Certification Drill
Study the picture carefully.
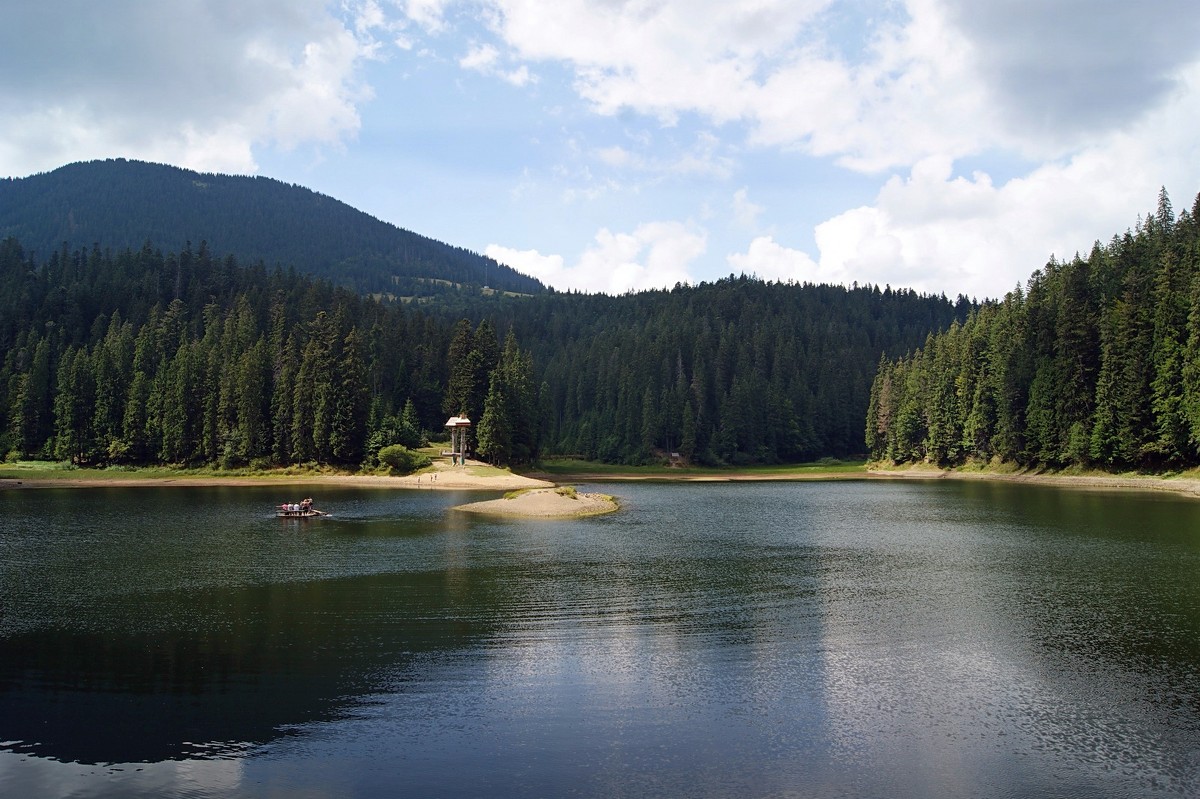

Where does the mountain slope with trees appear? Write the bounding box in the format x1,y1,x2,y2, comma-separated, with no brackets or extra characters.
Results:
0,237,469,468
0,159,544,298
866,189,1200,472
0,234,963,469
0,159,974,470
434,278,969,464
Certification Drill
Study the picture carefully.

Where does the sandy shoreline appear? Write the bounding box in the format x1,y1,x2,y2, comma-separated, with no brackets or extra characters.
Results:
4,460,1200,502
866,467,1200,499
0,460,552,492
453,488,619,518
533,466,1200,500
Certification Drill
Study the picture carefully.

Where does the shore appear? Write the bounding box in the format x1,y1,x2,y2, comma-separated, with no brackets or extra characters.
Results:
532,464,1200,501
5,459,1200,503
0,459,552,492
865,466,1200,499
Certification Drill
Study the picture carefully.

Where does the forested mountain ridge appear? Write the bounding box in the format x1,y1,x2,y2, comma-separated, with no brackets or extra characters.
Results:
867,189,1200,471
433,278,970,463
0,159,544,297
0,229,965,468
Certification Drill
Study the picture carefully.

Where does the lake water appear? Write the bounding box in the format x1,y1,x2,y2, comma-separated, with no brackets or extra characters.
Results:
1,479,1198,798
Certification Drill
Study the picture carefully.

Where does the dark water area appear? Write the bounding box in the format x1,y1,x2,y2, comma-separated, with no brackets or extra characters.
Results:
1,480,1198,798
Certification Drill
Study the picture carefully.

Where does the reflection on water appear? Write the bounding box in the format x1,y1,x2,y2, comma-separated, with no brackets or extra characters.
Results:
1,481,1198,798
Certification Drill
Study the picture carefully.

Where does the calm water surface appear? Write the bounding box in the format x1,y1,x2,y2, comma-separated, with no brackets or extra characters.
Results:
1,480,1198,798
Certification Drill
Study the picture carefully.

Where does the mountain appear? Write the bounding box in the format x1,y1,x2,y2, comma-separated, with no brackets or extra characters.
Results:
0,159,544,297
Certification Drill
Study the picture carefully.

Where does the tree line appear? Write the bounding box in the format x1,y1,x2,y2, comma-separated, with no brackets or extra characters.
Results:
0,237,543,468
866,189,1200,470
442,277,968,465
0,234,967,470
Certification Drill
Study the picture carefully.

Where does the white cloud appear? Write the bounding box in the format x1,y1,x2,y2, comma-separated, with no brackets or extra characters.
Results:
411,0,995,171
4,0,1195,310
0,0,376,177
402,0,452,33
732,188,764,231
417,1,1200,174
487,221,706,294
811,62,1200,299
728,236,819,283
460,43,500,71
485,245,566,284
590,131,733,180
459,42,534,86
942,0,1200,143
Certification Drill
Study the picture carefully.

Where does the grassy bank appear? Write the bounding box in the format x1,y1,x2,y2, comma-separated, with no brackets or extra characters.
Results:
868,460,1200,499
872,458,1200,482
530,458,868,480
0,459,362,483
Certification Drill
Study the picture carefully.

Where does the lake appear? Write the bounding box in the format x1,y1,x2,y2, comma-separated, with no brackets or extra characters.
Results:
1,479,1198,798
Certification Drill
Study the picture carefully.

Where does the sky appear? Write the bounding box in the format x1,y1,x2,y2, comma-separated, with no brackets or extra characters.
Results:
3,0,1200,300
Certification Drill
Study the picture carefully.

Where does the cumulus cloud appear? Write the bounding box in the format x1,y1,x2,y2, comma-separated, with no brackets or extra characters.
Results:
0,0,376,176
487,221,706,294
408,0,1200,173
397,0,993,171
807,62,1200,300
942,0,1200,145
728,236,819,283
451,0,1200,299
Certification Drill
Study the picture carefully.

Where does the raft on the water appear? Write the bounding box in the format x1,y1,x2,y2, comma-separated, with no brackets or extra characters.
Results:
276,499,325,518
276,508,325,518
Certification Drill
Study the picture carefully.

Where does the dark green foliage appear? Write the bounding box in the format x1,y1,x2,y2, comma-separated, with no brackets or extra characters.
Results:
0,159,544,298
476,329,538,466
0,222,964,469
455,277,963,465
0,236,454,468
377,444,431,474
868,189,1200,471
364,399,424,466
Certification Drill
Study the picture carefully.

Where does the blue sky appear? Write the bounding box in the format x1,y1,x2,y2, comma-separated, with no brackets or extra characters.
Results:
4,1,1200,299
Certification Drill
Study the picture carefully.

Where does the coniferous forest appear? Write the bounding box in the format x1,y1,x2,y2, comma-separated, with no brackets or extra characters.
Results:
867,189,1200,471
0,160,544,298
475,280,966,463
0,231,963,469
19,164,1200,476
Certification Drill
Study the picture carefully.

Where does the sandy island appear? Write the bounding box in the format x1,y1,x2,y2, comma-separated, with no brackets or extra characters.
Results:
453,487,618,518
0,459,619,519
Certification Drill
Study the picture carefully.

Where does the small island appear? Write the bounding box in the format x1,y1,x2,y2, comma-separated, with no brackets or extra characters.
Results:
453,486,618,518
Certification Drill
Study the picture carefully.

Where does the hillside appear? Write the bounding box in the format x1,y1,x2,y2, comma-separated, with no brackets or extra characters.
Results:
0,159,544,297
431,278,969,463
867,188,1200,471
0,232,964,468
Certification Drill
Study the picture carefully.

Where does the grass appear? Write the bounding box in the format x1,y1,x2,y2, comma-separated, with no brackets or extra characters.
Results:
533,458,868,478
0,459,355,482
467,464,513,478
502,488,531,500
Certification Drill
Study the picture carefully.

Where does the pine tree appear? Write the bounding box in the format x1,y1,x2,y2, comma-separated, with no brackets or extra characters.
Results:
12,334,53,457
476,371,511,464
329,328,369,464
